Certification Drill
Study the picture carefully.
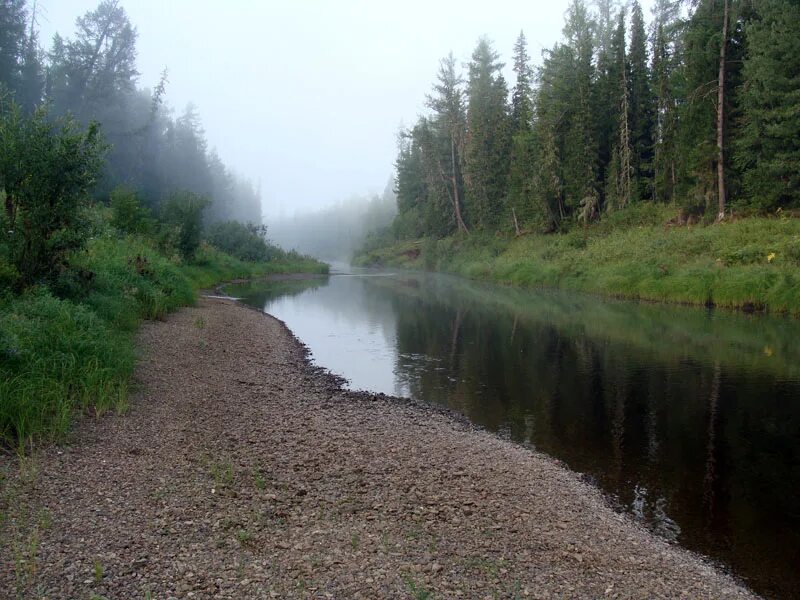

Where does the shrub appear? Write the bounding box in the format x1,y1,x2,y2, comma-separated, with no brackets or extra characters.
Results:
0,103,106,288
205,220,271,262
159,191,209,261
109,187,154,236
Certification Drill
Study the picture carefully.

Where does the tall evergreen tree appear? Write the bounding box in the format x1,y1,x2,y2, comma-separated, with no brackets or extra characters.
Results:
628,1,655,202
530,44,571,229
47,0,138,120
508,30,536,228
464,38,511,231
562,0,599,221
651,0,682,203
678,0,743,215
605,8,634,209
510,31,533,133
592,0,619,210
0,0,26,92
17,1,43,113
735,0,800,209
426,53,469,234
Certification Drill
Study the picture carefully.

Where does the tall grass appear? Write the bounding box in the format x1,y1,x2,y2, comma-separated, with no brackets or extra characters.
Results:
181,243,328,290
355,207,800,316
0,226,327,450
0,290,133,445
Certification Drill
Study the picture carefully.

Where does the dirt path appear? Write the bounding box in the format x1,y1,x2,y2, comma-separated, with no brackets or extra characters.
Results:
1,298,758,599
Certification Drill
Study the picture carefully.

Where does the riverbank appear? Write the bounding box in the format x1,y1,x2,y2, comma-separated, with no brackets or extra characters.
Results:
0,233,328,448
355,208,800,316
1,298,757,598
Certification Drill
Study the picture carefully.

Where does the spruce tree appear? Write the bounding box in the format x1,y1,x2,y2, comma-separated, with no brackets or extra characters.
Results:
651,0,682,203
591,0,619,210
426,53,469,234
678,0,743,215
464,38,511,231
510,31,533,133
628,1,655,202
0,0,27,92
17,3,43,113
735,0,800,209
561,0,599,220
508,31,536,228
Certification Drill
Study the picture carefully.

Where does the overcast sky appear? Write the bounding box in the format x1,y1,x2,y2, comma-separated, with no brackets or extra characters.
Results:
38,0,655,219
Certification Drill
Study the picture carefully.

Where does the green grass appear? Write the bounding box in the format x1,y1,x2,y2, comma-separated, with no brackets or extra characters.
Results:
355,206,800,316
182,243,328,290
0,218,328,450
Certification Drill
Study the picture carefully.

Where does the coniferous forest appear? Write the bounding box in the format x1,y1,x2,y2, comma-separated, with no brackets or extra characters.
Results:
386,0,799,239
0,0,262,225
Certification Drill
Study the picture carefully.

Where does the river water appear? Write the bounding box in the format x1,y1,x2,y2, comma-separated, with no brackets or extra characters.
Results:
226,269,800,599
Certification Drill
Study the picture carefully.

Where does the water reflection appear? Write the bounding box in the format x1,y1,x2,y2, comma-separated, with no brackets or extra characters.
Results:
227,272,800,599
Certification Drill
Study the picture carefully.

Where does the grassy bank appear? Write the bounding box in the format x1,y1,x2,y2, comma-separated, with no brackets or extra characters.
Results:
0,226,327,450
355,205,800,316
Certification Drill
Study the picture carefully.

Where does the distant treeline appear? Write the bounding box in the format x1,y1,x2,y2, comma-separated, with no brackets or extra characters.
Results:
389,0,799,240
270,184,396,261
0,0,261,224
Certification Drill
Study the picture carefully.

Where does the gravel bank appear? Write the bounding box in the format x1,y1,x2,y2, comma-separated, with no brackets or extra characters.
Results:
0,298,758,599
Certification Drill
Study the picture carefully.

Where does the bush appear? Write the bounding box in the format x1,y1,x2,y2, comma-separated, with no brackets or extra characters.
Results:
206,220,271,262
0,103,106,288
109,187,154,236
160,191,210,261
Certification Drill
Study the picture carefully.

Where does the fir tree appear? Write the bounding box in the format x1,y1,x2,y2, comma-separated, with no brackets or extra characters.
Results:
464,38,511,231
735,0,800,209
0,0,27,92
628,1,655,202
561,0,599,219
651,0,682,203
426,53,469,234
508,30,536,227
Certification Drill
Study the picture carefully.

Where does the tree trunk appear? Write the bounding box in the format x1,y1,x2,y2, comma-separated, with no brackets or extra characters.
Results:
451,135,468,234
5,193,14,227
716,0,729,222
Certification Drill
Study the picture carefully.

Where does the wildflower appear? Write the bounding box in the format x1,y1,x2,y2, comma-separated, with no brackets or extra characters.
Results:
767,252,776,263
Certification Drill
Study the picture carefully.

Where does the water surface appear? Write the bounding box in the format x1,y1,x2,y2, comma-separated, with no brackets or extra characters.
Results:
227,270,800,599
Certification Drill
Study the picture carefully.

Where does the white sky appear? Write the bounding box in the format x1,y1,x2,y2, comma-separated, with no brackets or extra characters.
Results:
37,0,655,219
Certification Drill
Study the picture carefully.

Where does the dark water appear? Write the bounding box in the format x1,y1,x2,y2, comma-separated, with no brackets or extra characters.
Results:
227,271,800,599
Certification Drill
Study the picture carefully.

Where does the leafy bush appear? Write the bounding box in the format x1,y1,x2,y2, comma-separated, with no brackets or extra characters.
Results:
109,187,154,236
206,220,271,262
0,103,106,288
160,191,210,261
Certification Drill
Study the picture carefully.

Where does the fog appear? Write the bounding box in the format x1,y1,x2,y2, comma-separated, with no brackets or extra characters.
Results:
269,183,397,262
38,0,654,226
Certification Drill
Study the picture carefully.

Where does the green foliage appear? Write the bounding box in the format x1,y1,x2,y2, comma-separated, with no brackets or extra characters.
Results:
464,37,511,231
109,187,154,236
0,204,327,448
357,206,800,316
387,0,800,250
159,191,209,262
0,103,106,288
0,289,134,446
735,0,800,210
181,243,327,290
206,220,271,262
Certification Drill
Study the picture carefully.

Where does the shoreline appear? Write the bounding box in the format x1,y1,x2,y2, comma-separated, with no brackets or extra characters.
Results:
0,298,758,598
353,215,800,318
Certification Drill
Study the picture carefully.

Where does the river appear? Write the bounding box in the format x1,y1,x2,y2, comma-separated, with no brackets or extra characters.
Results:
226,268,800,599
